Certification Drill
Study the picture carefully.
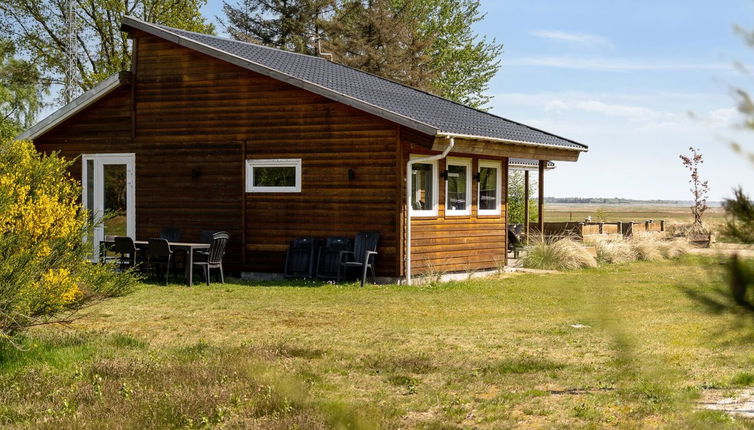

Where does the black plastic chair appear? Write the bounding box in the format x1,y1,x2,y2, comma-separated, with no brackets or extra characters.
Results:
193,232,229,285
507,225,524,258
195,231,216,259
284,237,317,278
316,237,352,280
200,230,215,244
147,238,173,285
338,231,380,286
113,236,137,272
160,227,182,243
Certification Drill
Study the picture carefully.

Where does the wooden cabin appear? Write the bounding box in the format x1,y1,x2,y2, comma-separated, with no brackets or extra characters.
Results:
20,16,588,283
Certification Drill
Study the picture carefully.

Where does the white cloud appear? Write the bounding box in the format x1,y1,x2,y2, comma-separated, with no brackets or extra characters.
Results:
544,99,676,122
505,57,738,72
706,107,742,128
531,30,613,48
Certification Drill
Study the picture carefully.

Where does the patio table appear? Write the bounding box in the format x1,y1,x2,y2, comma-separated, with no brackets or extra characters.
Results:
100,239,210,286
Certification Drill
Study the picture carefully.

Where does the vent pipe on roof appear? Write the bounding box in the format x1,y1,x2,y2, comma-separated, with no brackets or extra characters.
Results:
317,39,333,61
405,136,455,285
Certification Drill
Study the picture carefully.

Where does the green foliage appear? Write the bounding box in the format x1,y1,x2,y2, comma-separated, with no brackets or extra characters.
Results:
222,0,502,108
0,139,137,343
0,39,41,140
507,170,537,224
0,0,215,100
222,0,332,55
723,187,754,244
415,0,502,108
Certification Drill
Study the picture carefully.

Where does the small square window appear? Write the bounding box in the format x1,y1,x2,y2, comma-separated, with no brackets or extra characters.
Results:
246,159,301,192
478,160,502,215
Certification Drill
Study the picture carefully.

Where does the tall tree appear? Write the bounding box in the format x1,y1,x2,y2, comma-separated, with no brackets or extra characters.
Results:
416,0,502,108
678,147,709,227
0,39,42,140
0,0,214,101
324,0,435,90
222,0,333,55
221,0,502,109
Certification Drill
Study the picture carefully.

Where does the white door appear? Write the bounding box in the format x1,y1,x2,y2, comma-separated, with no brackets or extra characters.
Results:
82,154,135,261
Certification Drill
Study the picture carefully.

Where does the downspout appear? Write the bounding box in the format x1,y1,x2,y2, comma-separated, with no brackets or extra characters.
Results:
405,136,455,285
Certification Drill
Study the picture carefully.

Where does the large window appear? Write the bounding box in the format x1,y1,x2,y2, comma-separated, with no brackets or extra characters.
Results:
478,160,502,215
445,158,471,216
410,159,437,217
246,159,301,192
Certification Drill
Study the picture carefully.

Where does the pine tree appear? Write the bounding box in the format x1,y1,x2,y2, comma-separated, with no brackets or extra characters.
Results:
221,0,502,109
222,0,334,55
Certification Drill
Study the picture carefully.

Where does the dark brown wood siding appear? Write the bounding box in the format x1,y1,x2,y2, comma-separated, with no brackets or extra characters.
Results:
135,34,400,275
400,128,508,276
33,32,516,279
34,86,134,181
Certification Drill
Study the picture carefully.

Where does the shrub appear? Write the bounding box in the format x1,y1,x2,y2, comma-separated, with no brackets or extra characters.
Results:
595,239,636,264
523,237,597,271
0,139,137,343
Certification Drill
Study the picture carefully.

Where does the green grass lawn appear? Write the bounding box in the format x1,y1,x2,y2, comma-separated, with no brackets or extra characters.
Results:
2,256,754,429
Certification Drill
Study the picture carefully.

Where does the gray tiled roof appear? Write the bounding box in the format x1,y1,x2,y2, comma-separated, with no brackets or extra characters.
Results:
137,19,587,151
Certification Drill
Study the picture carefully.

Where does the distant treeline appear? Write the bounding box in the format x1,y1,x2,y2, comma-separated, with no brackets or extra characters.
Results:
544,197,721,206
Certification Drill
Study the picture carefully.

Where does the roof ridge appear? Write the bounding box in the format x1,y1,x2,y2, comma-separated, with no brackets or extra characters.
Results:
154,23,331,62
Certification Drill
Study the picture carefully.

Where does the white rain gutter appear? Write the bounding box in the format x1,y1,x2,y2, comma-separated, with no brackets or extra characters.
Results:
405,136,455,285
438,131,589,152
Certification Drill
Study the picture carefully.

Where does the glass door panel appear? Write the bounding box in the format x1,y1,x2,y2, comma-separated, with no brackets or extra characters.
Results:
82,154,135,261
103,164,128,238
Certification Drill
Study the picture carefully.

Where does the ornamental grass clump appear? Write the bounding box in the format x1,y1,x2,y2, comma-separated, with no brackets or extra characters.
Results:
595,239,637,264
0,139,137,344
523,237,597,271
656,238,690,259
629,233,663,261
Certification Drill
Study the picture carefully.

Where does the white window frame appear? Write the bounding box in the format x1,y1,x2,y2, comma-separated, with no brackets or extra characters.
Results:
445,157,472,217
478,160,502,216
82,153,136,262
409,156,438,217
246,158,302,193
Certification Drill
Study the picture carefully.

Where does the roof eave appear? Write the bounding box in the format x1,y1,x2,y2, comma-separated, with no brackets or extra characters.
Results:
121,16,440,137
436,131,588,153
17,71,131,141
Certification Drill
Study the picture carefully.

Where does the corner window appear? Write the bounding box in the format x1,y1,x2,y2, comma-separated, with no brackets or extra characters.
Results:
445,158,471,216
410,158,437,217
246,159,301,193
478,160,501,215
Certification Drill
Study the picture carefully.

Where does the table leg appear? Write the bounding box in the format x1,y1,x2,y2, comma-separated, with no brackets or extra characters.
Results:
186,247,193,286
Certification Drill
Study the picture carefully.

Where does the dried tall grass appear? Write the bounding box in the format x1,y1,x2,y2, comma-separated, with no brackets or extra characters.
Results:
523,237,598,271
656,238,691,258
595,239,637,264
629,233,689,261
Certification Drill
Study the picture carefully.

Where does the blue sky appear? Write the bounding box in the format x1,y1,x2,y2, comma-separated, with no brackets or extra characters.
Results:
206,1,754,199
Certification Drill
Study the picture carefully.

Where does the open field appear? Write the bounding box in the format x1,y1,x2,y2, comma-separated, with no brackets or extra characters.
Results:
544,203,726,224
2,256,754,429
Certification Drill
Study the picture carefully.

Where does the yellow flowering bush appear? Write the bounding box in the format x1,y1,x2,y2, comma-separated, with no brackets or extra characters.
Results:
0,139,136,341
